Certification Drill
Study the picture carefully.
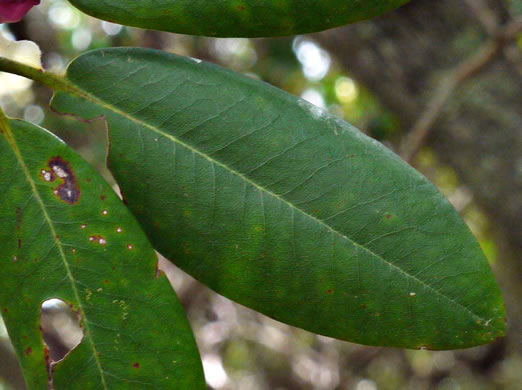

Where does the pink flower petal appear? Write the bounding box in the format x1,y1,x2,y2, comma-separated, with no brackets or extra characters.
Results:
0,0,40,23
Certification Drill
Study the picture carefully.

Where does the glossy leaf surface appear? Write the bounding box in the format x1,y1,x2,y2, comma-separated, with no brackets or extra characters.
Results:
51,48,506,350
67,0,410,37
0,118,205,389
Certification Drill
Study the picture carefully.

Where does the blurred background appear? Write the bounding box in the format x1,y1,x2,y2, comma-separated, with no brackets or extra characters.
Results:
0,0,520,389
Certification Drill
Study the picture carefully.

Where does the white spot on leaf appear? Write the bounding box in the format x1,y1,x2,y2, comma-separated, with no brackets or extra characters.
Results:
52,165,68,178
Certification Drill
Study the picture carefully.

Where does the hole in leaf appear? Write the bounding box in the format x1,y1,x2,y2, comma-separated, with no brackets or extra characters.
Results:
40,299,83,362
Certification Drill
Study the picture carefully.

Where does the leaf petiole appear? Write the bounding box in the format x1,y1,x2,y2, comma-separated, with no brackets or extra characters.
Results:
0,56,76,94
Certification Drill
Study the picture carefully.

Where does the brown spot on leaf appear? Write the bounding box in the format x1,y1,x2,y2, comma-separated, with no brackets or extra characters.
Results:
3,308,7,313
47,157,80,204
237,5,245,10
133,362,140,369
16,208,23,249
25,347,32,356
100,194,107,201
44,346,54,389
327,289,334,294
386,214,392,219
104,280,110,284
16,207,22,228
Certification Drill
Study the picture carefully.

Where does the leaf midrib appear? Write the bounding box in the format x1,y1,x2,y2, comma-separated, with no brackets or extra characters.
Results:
2,121,109,389
59,73,493,330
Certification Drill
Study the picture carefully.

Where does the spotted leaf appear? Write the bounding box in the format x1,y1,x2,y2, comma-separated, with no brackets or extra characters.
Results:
0,118,205,389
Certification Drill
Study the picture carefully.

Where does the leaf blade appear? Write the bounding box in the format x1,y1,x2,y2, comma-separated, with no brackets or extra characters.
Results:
51,48,506,349
67,0,410,37
0,118,205,389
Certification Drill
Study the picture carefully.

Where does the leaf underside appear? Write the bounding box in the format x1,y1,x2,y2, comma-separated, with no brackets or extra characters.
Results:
51,48,506,350
67,0,411,37
0,119,205,389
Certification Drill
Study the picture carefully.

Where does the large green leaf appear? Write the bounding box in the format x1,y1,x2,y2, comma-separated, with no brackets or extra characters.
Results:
67,0,410,37
51,48,505,350
0,118,205,389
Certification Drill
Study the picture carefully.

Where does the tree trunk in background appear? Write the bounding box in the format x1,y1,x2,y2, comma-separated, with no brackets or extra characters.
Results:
313,0,521,351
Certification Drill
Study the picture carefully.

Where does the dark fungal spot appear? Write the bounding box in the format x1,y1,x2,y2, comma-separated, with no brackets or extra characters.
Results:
16,207,22,228
25,347,32,356
133,362,140,369
47,157,80,204
16,208,22,248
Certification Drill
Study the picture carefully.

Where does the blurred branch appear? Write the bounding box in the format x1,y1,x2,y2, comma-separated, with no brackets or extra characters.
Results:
400,18,522,163
464,0,501,34
0,338,27,390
